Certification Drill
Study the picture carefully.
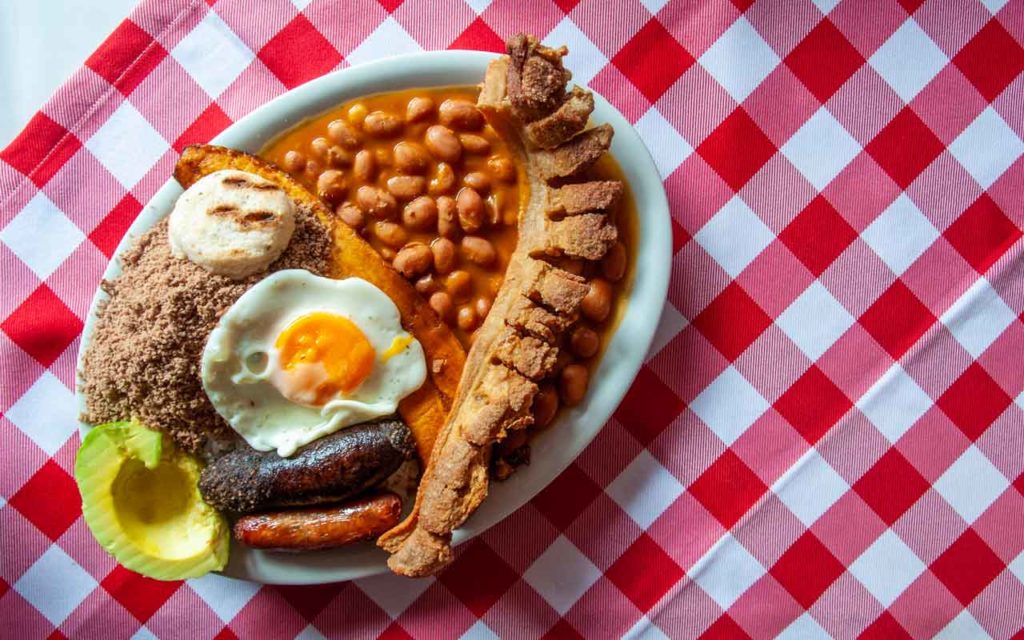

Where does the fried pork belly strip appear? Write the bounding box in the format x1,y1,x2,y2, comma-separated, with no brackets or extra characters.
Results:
174,146,465,463
380,34,621,576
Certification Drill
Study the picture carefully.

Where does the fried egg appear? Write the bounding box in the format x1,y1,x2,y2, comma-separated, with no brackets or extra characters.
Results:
201,270,426,456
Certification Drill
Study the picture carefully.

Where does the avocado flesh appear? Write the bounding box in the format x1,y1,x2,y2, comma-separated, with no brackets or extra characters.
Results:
75,421,229,581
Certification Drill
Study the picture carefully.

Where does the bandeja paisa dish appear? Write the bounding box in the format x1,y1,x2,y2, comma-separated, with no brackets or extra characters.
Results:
74,34,669,583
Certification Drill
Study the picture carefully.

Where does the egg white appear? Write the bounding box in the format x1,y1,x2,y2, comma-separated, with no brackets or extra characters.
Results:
201,269,426,457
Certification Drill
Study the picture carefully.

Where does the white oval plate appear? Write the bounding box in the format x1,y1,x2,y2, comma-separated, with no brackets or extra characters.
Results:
77,51,671,584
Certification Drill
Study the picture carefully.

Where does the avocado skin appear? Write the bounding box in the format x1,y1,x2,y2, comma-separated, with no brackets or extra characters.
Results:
198,419,414,513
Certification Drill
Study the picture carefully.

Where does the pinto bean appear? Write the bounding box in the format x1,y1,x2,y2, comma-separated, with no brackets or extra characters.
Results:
282,150,306,173
532,384,560,428
560,364,589,406
347,103,368,126
581,279,612,322
438,99,484,131
303,160,321,180
328,119,361,149
353,150,376,182
425,125,462,163
431,237,456,275
459,134,491,155
437,195,459,238
327,145,354,167
401,196,437,231
463,172,491,192
429,291,453,320
415,273,437,295
337,202,365,229
446,270,471,301
569,326,600,358
456,187,484,232
429,162,456,196
487,155,516,182
316,170,346,204
374,221,407,249
461,236,496,266
393,242,433,279
393,141,431,175
356,186,397,219
310,136,331,159
386,175,426,201
475,296,492,319
602,242,627,282
406,96,435,123
456,305,478,331
363,111,403,137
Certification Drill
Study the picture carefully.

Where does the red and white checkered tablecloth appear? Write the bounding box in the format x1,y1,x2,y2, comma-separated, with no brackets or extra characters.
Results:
2,0,1023,637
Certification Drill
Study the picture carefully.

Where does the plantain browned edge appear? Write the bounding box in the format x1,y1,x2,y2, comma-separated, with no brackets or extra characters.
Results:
174,144,465,464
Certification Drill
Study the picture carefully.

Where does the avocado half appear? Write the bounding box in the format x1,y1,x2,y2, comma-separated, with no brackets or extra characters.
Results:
74,421,229,580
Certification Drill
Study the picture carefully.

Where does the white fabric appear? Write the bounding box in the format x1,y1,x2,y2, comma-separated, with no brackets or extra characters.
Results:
0,0,139,148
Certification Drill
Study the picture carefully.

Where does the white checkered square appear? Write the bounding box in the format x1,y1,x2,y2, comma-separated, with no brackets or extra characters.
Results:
461,620,500,640
934,445,1010,524
781,107,861,191
171,10,254,99
543,18,609,87
5,371,78,455
980,0,1009,12
355,571,434,618
695,195,775,278
186,572,260,622
624,617,671,640
698,17,780,103
949,106,1024,189
85,101,169,189
688,533,764,609
690,366,770,446
14,545,97,625
856,363,933,443
861,194,939,276
635,107,692,178
935,611,990,640
778,613,830,640
606,450,685,529
812,0,841,14
0,192,85,280
464,0,493,14
646,302,687,362
776,281,855,361
849,529,926,607
130,627,159,640
523,535,602,615
639,0,672,15
940,277,1017,359
1010,551,1024,582
773,450,849,526
868,18,948,103
346,17,423,66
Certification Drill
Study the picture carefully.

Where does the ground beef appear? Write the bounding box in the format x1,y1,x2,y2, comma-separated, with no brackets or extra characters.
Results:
80,203,332,461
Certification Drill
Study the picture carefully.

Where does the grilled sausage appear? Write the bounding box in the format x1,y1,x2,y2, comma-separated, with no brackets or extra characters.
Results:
233,493,402,551
199,420,414,513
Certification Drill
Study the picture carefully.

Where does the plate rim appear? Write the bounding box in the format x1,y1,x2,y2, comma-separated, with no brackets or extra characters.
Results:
76,49,672,584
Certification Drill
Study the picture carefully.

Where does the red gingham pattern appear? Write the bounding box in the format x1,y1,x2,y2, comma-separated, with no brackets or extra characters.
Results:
2,0,1023,637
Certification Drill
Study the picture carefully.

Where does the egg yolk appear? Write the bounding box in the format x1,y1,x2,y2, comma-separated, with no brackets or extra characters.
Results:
275,312,375,404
